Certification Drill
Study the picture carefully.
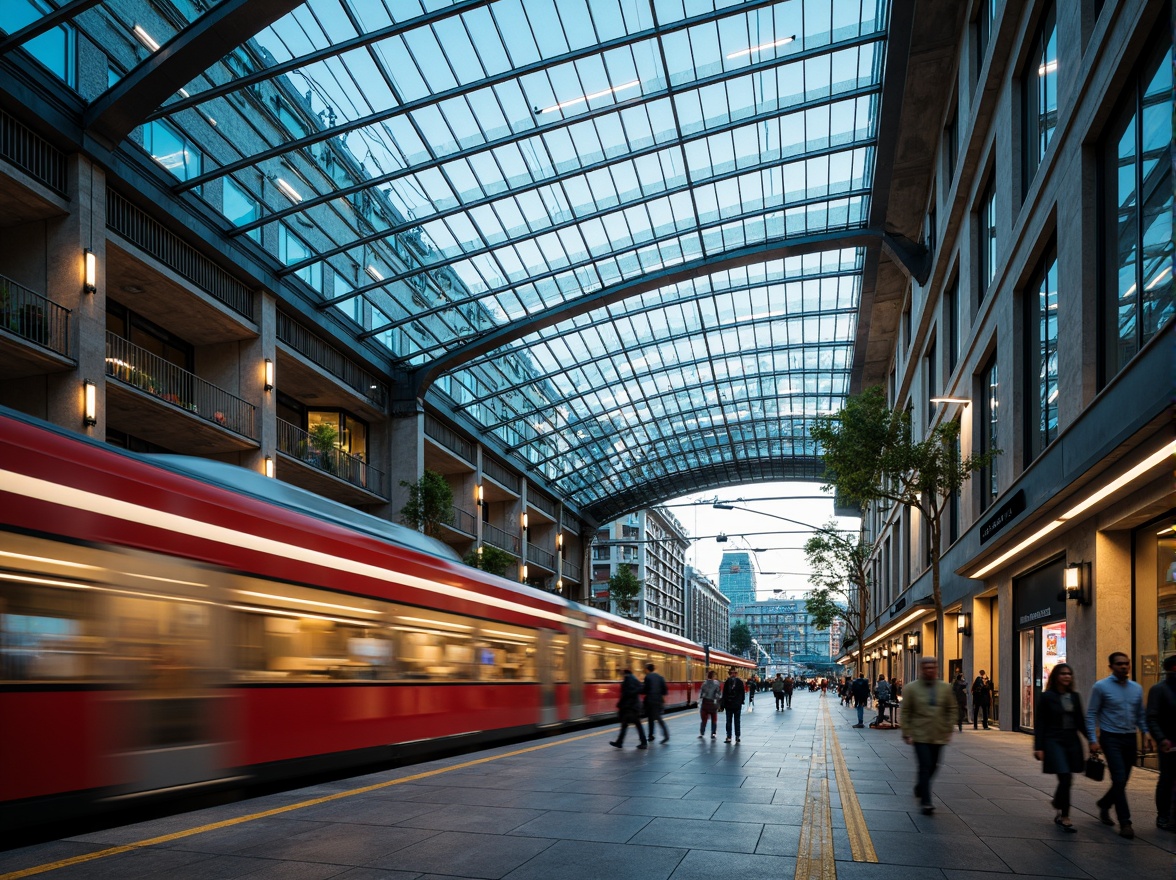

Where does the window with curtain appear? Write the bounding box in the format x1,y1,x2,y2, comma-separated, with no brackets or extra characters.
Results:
1024,245,1059,463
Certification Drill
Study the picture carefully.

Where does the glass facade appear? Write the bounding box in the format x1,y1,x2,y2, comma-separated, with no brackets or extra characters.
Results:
1025,247,1058,462
1022,3,1057,191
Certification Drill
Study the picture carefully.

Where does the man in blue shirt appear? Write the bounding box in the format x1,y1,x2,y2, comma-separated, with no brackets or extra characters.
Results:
1086,652,1152,839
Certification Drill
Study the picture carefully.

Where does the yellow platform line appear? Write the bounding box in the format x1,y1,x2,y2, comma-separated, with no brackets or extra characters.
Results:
1,727,614,880
794,707,835,880
826,704,879,863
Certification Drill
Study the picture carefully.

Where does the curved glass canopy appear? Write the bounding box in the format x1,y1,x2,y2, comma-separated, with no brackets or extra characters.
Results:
6,0,892,522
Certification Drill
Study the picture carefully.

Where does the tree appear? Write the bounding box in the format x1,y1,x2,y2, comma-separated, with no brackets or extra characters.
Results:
729,620,753,656
462,545,515,578
802,521,872,676
608,564,642,618
399,470,455,539
811,386,999,665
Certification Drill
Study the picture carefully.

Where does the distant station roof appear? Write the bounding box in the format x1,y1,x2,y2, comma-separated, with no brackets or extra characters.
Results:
4,0,930,522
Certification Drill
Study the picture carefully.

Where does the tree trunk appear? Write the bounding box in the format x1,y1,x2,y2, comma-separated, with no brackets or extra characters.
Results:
930,515,944,671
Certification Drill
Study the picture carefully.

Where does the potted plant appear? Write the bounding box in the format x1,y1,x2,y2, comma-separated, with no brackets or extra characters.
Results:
307,422,339,473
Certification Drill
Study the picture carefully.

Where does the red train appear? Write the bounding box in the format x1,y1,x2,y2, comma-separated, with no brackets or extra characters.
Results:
0,409,751,829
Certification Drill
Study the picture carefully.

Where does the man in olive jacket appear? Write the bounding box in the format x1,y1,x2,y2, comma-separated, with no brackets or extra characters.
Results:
902,656,958,815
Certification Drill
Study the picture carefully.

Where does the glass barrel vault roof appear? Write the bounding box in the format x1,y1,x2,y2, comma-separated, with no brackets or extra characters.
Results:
7,0,891,522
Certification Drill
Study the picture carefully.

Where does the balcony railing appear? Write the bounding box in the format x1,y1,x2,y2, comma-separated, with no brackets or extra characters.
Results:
0,275,70,358
528,492,556,518
526,544,555,570
424,414,474,462
450,505,476,537
105,332,256,439
276,418,386,497
482,456,520,494
107,190,255,320
0,108,66,195
483,522,520,555
276,311,387,408
563,559,582,583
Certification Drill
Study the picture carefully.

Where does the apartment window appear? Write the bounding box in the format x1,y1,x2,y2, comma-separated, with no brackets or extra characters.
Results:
902,303,911,351
974,0,997,83
925,339,937,426
1100,42,1172,383
333,273,362,324
1024,245,1059,462
278,223,322,293
945,276,960,372
0,0,76,87
978,175,998,302
944,104,958,183
979,353,999,507
948,421,961,544
223,179,260,242
1022,3,1058,192
143,120,203,185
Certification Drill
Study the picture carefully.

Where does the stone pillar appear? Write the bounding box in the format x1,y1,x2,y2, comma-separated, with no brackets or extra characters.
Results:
387,403,424,522
244,290,276,474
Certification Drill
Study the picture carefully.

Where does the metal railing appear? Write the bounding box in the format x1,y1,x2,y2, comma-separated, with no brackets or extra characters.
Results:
0,274,70,357
526,544,555,570
563,559,582,582
107,189,255,320
0,108,66,194
483,522,520,555
424,414,473,462
561,510,580,532
482,456,520,493
276,311,387,408
105,332,256,439
528,491,556,517
276,418,386,497
450,505,476,536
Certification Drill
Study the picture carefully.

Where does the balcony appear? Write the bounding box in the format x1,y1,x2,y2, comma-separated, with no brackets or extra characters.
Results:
483,521,520,556
105,332,257,453
424,413,475,475
526,544,556,572
446,505,477,538
276,418,387,504
562,559,582,583
0,275,72,377
276,312,386,418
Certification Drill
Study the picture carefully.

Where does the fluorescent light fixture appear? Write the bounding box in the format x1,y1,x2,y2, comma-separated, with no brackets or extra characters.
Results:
475,484,484,506
1059,441,1174,521
236,589,380,614
522,512,529,531
522,565,528,579
1038,59,1057,76
930,397,970,405
132,24,160,52
727,35,796,60
264,358,274,391
366,265,384,281
537,80,640,114
264,456,274,478
274,177,303,203
83,249,97,292
83,381,97,426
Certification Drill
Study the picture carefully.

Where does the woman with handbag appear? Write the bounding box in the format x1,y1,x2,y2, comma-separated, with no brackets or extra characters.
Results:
1033,664,1090,832
698,669,721,738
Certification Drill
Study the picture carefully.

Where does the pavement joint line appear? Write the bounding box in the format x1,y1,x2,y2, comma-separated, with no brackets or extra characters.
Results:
0,726,615,880
825,702,878,863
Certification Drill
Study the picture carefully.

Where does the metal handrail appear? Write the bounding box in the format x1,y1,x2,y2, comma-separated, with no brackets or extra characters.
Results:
483,521,520,555
105,332,256,439
528,492,556,517
526,544,556,570
0,108,66,194
276,418,386,497
563,559,582,582
450,505,476,536
482,456,520,493
276,311,387,407
0,274,70,357
424,414,474,462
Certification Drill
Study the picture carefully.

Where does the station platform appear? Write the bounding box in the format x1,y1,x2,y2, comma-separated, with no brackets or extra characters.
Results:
1,692,1170,880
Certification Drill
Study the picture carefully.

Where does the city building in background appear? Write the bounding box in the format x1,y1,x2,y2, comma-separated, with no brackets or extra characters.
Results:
717,550,757,607
734,598,837,678
685,565,730,657
590,508,688,635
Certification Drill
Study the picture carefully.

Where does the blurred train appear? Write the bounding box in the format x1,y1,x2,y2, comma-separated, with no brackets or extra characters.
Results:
0,409,752,829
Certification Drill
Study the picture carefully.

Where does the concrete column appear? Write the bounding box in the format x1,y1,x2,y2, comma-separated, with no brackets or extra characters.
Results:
250,291,277,473
387,404,424,523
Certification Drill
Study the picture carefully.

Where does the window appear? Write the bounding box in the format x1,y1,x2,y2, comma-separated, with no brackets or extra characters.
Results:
333,272,362,324
278,223,322,292
925,339,937,426
945,276,960,372
1022,3,1058,192
1025,245,1059,462
978,175,998,301
142,120,202,184
974,0,997,83
0,0,75,88
944,103,958,183
1100,42,1172,383
223,179,260,242
979,353,999,507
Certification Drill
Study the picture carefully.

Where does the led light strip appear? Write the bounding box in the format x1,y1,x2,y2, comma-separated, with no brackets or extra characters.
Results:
0,471,568,626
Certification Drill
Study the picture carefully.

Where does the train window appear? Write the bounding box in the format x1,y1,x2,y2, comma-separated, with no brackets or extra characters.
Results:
474,622,537,681
0,585,98,681
585,639,626,680
391,609,476,680
550,636,569,683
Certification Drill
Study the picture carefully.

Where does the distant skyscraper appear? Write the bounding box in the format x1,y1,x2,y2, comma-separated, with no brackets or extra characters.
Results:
717,550,757,607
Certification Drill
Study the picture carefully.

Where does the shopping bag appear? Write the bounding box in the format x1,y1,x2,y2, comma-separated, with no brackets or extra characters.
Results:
1084,755,1105,782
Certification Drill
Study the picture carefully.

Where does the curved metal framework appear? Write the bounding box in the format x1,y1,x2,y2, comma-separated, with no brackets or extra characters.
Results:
5,0,911,522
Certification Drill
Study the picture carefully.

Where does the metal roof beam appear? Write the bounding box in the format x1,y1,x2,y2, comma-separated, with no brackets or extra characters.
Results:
0,0,102,54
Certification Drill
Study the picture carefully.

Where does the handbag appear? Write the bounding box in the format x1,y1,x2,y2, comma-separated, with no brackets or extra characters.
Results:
1084,754,1105,782
701,698,717,712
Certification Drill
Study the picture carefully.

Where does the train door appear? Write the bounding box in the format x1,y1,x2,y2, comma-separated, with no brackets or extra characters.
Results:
537,629,557,726
566,620,585,719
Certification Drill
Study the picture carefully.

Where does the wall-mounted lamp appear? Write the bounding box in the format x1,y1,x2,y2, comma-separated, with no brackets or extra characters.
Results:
264,456,274,478
522,565,528,580
83,249,97,293
556,533,563,550
905,632,921,652
263,358,274,391
555,579,563,593
930,397,971,406
1063,562,1091,606
881,647,889,658
956,612,971,636
82,380,97,426
475,485,484,507
522,512,529,532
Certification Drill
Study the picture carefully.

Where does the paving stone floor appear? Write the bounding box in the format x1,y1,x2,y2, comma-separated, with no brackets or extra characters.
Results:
1,692,1171,879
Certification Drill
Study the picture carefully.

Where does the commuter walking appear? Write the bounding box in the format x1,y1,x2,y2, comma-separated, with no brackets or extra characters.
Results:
610,668,648,750
971,670,993,728
698,669,721,738
782,674,794,709
1086,652,1151,838
952,673,968,732
902,657,956,815
721,667,745,743
746,675,756,710
873,675,892,726
850,671,871,727
643,662,669,744
1033,664,1090,833
772,672,786,710
1145,654,1176,831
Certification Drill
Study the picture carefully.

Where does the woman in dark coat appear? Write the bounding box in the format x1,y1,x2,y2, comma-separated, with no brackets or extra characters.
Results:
1033,663,1089,831
952,673,968,732
610,668,648,750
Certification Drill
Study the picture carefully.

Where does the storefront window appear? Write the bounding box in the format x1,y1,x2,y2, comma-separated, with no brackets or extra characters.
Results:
1013,558,1067,731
